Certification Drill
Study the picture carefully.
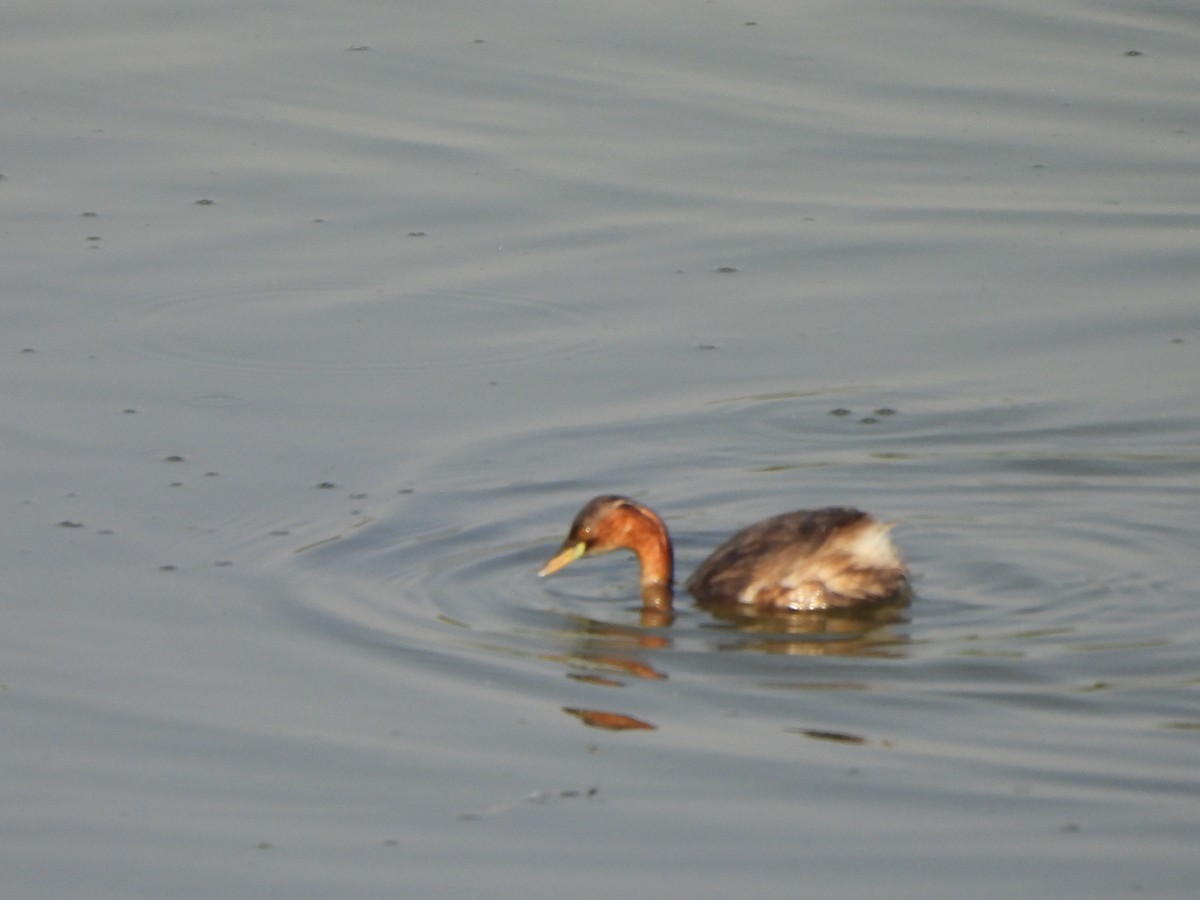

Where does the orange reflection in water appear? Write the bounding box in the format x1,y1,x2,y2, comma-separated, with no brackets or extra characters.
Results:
564,707,657,731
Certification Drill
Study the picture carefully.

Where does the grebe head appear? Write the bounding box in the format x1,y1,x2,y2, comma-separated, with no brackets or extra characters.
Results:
538,495,673,589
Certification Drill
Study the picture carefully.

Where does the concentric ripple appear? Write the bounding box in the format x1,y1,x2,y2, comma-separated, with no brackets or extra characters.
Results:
274,389,1200,709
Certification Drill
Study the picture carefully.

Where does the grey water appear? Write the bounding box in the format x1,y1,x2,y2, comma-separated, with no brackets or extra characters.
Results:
5,1,1199,896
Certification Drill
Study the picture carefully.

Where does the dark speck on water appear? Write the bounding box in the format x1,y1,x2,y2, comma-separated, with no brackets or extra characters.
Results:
790,729,868,745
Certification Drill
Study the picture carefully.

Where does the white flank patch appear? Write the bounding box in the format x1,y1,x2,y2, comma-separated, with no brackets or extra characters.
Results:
849,523,901,568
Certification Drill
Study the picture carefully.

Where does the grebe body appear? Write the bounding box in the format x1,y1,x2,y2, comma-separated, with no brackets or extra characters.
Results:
539,495,908,612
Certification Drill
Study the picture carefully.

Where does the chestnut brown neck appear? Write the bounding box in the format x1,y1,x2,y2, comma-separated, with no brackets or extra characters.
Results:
622,504,674,596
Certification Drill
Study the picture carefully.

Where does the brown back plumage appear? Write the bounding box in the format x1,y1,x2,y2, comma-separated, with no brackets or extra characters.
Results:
685,507,908,610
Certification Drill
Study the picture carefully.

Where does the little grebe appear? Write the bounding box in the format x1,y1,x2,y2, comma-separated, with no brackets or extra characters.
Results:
539,495,908,612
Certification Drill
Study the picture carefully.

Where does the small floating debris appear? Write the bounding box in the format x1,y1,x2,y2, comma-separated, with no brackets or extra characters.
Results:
558,787,599,799
458,786,598,821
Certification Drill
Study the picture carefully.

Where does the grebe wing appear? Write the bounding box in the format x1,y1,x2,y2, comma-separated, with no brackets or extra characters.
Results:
686,508,906,609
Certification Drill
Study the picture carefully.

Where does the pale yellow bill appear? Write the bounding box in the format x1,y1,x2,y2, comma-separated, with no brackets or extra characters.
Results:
538,541,586,577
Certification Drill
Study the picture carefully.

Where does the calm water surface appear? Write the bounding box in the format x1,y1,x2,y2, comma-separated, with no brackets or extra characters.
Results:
5,1,1199,897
